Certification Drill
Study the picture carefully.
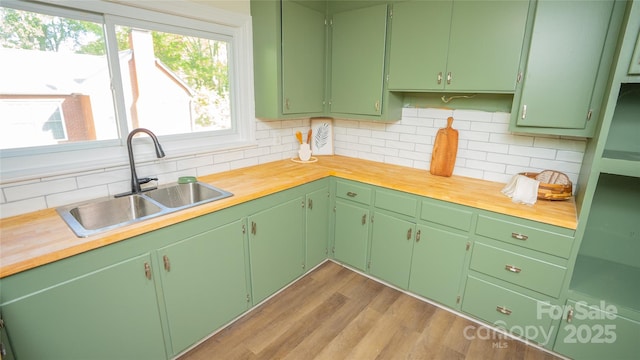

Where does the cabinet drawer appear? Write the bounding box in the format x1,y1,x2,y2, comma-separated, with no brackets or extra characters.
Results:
421,199,473,232
470,242,566,297
475,215,574,258
336,180,372,205
462,275,554,346
375,189,417,217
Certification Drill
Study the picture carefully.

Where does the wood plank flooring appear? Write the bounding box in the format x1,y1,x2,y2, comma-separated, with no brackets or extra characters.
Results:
179,261,561,360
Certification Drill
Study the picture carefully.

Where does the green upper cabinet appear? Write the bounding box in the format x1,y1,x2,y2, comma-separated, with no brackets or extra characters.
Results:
251,0,326,119
511,0,622,136
329,3,402,120
157,219,249,356
387,0,529,93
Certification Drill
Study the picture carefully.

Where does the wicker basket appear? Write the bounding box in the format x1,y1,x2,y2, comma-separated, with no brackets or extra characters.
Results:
519,171,573,200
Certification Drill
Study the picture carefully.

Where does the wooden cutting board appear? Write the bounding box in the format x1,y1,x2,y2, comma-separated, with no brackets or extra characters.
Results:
430,116,458,177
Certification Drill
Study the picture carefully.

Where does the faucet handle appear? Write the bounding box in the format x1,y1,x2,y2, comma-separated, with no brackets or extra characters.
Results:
138,177,158,185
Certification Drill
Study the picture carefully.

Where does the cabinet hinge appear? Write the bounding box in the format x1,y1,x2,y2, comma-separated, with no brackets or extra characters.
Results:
367,261,371,270
456,295,461,304
389,8,393,18
242,224,246,234
333,206,336,213
331,246,335,254
246,294,251,303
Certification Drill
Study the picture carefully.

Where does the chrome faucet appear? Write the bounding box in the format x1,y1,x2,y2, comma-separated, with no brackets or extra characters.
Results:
124,128,165,195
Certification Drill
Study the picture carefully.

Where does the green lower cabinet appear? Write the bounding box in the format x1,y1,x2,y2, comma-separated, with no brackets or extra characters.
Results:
1,253,167,360
368,211,415,288
462,276,555,347
248,196,305,304
553,300,640,360
157,219,249,356
305,187,330,269
333,199,370,271
409,224,470,309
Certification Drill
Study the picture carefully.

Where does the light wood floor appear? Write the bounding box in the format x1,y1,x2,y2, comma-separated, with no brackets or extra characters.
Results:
180,261,561,360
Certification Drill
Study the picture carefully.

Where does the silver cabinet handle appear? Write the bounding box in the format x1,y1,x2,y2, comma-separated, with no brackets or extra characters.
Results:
416,229,422,243
144,262,152,280
496,306,512,315
447,72,452,85
505,264,522,273
406,228,412,240
163,255,171,272
346,191,357,197
521,105,527,119
374,100,380,112
437,72,443,84
511,232,528,241
361,214,367,225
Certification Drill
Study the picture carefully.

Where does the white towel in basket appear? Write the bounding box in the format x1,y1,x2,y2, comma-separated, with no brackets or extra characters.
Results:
501,174,540,205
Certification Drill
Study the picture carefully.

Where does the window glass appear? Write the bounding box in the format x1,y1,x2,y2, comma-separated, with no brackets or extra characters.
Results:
115,25,231,136
0,7,118,150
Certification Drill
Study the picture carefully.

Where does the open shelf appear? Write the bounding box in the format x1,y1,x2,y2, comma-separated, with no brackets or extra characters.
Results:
571,173,639,312
570,255,640,313
602,83,640,177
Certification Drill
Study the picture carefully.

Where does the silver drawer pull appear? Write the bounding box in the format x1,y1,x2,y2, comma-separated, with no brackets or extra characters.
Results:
346,191,358,197
505,264,522,273
496,306,512,315
511,232,528,241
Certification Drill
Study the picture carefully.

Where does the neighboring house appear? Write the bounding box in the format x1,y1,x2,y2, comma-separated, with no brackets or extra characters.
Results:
0,29,195,149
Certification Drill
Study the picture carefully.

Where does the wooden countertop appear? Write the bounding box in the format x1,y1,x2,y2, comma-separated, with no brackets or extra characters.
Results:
0,156,577,278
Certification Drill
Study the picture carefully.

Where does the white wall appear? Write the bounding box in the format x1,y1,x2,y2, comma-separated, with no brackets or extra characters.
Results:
0,108,586,218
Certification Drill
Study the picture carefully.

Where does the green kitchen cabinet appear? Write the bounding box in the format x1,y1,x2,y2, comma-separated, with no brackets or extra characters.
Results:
333,199,370,271
0,253,167,360
409,224,470,309
368,211,416,288
368,187,418,288
251,0,326,119
511,0,624,136
305,186,330,270
553,300,640,359
248,196,305,303
387,0,529,92
332,179,373,271
157,219,249,356
329,3,402,120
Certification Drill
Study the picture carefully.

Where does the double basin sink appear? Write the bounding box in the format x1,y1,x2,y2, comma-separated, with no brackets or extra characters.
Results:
57,182,233,237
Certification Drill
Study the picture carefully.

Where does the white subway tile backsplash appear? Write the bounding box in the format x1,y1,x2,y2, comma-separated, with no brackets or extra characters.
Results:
4,178,77,202
0,108,587,218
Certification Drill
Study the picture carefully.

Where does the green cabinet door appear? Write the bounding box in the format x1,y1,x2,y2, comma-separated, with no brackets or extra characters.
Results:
333,199,370,271
251,0,325,119
387,0,528,92
330,4,388,116
553,300,640,359
306,186,330,269
515,0,615,129
282,0,326,114
248,196,305,303
157,219,249,356
369,211,415,289
409,224,470,309
1,253,166,360
446,0,529,92
387,1,452,91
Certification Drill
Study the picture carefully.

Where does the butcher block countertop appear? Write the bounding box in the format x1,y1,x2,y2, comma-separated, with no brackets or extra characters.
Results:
0,156,577,278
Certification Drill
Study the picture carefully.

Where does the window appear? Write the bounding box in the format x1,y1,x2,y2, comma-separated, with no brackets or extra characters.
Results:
0,0,253,180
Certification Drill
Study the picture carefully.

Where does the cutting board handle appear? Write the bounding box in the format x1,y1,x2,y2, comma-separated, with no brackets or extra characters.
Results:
446,116,454,128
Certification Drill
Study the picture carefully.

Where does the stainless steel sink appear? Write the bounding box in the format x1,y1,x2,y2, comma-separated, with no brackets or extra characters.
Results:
144,182,232,209
57,181,233,237
57,194,164,237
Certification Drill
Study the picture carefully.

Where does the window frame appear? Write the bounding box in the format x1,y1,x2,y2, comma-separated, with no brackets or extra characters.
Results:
0,0,255,182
